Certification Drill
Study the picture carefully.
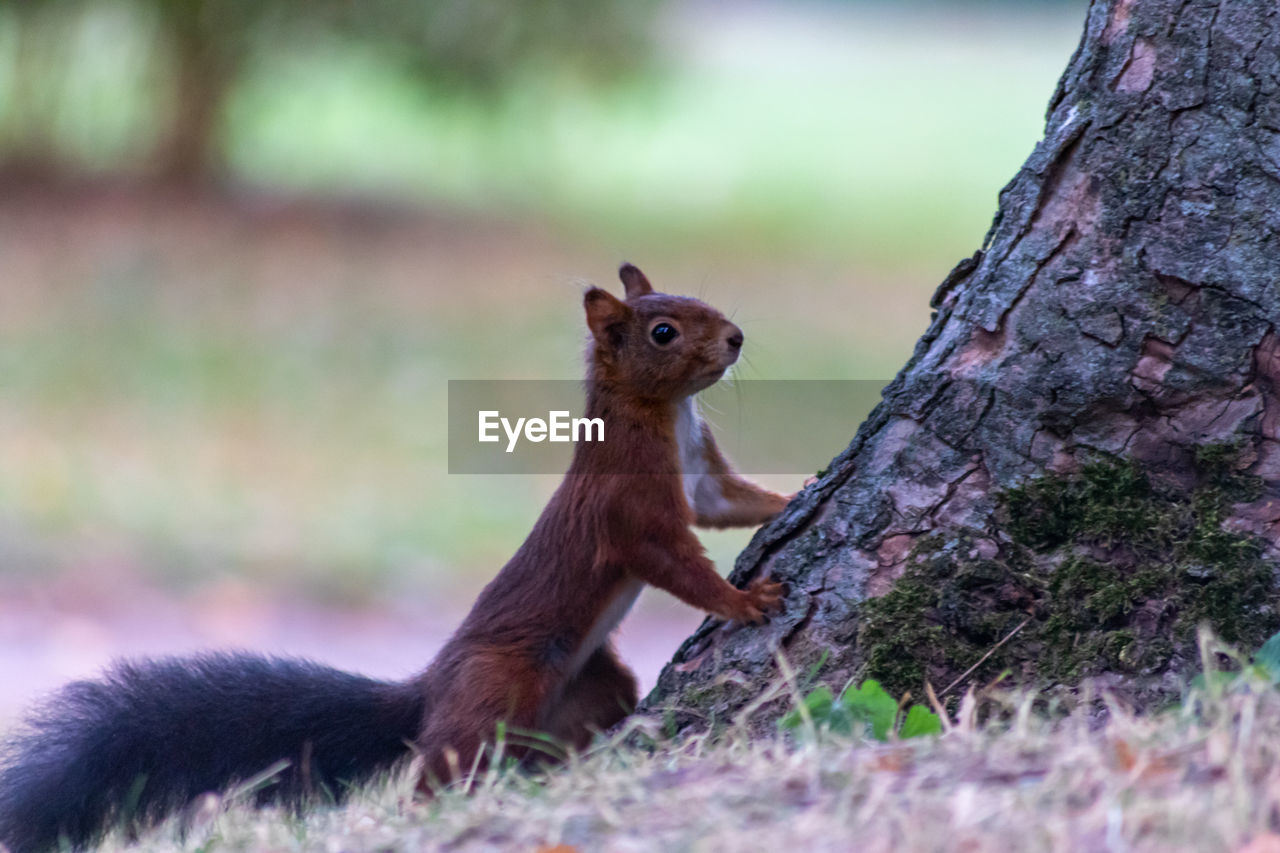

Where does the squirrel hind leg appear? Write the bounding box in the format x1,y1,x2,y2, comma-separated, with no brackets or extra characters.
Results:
413,652,560,795
541,645,637,752
413,647,637,795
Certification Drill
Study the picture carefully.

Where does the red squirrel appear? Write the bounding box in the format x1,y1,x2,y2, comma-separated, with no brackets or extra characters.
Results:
0,264,789,853
412,263,788,785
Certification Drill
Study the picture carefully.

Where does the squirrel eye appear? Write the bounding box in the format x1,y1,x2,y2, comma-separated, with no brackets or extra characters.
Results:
650,323,679,345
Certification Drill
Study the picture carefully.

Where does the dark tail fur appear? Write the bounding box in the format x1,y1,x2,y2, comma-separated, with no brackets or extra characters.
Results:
0,652,424,853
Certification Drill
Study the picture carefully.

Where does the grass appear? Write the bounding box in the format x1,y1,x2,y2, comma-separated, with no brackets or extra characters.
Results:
98,640,1280,852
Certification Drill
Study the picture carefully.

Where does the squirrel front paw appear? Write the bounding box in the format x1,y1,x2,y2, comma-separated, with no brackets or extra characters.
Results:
730,576,786,624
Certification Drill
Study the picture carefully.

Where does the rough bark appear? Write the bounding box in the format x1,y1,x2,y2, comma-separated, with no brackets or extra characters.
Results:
644,0,1280,726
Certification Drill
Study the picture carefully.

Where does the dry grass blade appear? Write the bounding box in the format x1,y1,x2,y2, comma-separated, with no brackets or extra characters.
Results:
81,680,1280,853
923,679,954,734
939,615,1032,698
84,632,1280,852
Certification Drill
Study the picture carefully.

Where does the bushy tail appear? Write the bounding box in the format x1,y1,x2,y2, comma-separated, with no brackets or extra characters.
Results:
0,652,424,853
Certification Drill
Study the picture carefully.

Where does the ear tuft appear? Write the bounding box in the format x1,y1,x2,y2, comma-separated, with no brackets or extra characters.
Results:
584,286,631,348
618,263,654,300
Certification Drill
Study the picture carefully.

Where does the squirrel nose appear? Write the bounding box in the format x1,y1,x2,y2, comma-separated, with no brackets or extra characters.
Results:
726,328,744,350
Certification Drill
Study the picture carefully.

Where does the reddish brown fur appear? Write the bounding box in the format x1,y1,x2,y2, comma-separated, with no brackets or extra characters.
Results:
411,264,787,791
689,419,791,528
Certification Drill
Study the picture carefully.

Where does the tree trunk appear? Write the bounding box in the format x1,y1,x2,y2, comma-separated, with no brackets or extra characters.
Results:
3,4,75,180
645,0,1280,726
152,4,236,186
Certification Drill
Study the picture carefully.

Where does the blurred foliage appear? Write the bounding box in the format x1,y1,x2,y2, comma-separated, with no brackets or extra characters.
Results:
0,1,1084,266
0,0,661,181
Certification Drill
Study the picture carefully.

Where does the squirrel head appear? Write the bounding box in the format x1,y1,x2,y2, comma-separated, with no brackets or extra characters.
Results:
583,263,744,401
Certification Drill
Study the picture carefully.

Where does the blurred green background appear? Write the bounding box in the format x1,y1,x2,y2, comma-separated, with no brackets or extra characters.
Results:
0,0,1086,607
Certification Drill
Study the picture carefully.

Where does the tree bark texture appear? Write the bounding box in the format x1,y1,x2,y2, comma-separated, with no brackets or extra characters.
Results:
645,0,1280,725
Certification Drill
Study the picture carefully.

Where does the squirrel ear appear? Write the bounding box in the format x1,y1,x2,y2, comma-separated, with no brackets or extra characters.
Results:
584,286,631,347
618,263,653,299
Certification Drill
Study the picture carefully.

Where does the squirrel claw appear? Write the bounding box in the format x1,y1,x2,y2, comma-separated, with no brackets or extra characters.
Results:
734,576,785,624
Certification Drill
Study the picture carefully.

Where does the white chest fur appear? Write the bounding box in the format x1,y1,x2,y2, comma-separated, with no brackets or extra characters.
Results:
675,397,708,508
676,397,731,518
565,578,644,679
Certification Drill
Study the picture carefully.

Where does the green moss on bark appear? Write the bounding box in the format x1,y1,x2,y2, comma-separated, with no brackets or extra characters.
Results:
858,446,1278,700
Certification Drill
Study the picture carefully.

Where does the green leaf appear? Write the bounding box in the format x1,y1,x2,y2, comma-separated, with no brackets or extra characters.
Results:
899,705,943,739
783,680,943,741
779,685,835,731
841,679,898,741
1255,631,1280,683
